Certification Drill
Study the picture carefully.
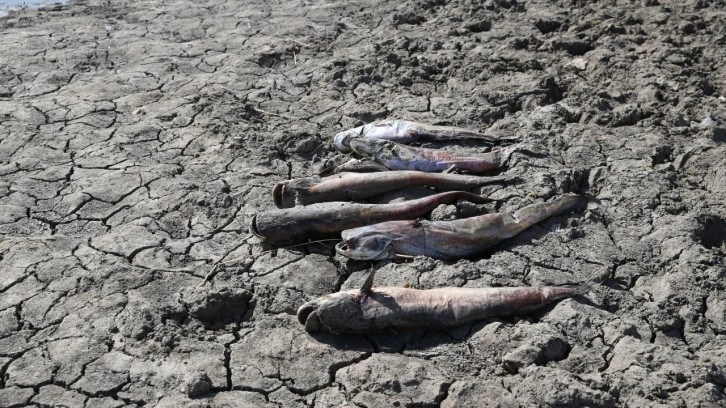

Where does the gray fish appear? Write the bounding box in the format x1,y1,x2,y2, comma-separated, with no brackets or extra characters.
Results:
273,171,509,208
251,191,492,245
350,138,523,173
297,270,590,333
333,120,513,153
336,194,595,260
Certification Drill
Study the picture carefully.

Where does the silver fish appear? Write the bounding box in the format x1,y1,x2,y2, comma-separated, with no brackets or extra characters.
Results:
333,120,513,153
273,171,509,208
297,270,590,333
350,138,523,173
336,194,595,260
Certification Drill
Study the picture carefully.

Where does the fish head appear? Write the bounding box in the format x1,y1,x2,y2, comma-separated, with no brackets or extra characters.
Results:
333,126,364,153
272,177,317,208
297,291,365,333
349,138,393,158
336,226,397,260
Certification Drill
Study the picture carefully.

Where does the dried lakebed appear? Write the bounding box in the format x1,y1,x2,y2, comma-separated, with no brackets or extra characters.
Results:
1,0,725,407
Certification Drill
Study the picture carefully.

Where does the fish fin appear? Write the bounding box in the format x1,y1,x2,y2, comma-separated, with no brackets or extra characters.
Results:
359,268,376,299
394,253,416,259
572,283,594,295
583,266,610,288
563,272,606,296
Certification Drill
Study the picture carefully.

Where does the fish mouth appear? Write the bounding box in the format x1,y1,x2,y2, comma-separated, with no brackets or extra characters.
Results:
272,182,285,208
335,241,352,257
249,215,264,240
335,240,389,260
297,301,316,325
297,301,324,332
333,129,360,153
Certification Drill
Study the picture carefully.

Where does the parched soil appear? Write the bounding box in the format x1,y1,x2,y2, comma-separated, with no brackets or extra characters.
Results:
1,0,725,406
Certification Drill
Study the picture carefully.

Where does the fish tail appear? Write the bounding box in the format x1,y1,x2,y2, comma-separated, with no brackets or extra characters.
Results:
579,267,610,291
542,283,591,303
570,282,594,295
449,191,494,205
494,143,523,165
512,194,589,226
468,174,512,186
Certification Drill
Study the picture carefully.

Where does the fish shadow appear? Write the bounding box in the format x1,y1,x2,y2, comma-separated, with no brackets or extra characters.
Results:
258,240,338,258
517,146,548,159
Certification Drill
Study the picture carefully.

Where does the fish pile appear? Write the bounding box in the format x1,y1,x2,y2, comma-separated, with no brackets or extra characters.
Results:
248,120,596,334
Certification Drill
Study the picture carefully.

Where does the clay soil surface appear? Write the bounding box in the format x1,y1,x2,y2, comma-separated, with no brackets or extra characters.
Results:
1,0,725,406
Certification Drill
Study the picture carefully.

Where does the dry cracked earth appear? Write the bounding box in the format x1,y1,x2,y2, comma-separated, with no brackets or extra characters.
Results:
1,0,725,407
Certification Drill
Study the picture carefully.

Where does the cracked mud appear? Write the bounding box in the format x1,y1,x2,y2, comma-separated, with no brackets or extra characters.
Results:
1,0,725,406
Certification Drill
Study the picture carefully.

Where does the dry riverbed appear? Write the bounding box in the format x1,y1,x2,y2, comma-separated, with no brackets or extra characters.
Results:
1,0,725,406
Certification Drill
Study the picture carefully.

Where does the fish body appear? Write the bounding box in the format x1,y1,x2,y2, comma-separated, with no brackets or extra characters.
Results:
333,120,510,153
349,138,522,173
336,194,592,260
297,284,589,333
273,171,508,208
251,191,491,244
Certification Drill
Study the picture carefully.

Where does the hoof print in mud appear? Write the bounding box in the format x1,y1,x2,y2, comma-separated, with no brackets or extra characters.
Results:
694,215,726,250
183,288,253,325
392,12,426,26
502,336,570,374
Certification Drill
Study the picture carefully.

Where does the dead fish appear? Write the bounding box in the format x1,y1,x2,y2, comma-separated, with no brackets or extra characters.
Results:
297,270,590,333
349,138,523,173
336,194,595,260
333,120,514,153
273,171,509,208
251,191,492,244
